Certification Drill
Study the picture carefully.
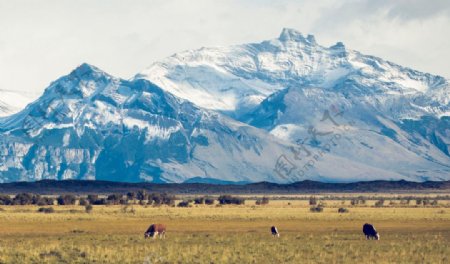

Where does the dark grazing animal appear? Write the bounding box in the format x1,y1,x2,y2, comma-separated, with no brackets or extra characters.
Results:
271,226,280,237
144,224,166,239
363,223,379,240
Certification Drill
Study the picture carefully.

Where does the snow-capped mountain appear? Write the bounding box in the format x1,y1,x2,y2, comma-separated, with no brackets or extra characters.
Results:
136,28,449,120
242,85,450,181
135,28,450,181
0,28,449,183
0,64,291,183
0,89,37,117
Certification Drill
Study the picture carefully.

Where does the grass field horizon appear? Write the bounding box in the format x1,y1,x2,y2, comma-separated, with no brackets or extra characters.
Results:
0,196,449,263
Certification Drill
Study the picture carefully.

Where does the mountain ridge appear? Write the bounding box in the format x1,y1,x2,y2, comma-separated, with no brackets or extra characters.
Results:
133,28,450,182
0,63,294,183
0,28,449,183
136,28,450,119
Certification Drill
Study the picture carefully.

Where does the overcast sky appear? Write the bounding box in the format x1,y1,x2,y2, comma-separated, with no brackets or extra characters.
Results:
1,0,449,95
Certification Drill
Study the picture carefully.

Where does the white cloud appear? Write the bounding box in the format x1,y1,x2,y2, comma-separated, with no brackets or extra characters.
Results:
0,0,449,95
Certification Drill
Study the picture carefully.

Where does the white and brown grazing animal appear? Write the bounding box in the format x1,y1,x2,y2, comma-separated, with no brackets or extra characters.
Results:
144,224,166,239
271,226,280,237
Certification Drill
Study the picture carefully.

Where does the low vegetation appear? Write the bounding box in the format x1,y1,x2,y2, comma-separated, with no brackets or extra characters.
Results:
255,196,270,205
310,206,324,213
338,207,349,213
218,195,246,205
85,204,93,213
177,200,191,207
37,207,55,213
0,193,449,262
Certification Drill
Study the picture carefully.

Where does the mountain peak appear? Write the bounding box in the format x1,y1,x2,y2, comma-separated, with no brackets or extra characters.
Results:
330,41,345,50
278,28,316,45
42,63,114,99
70,63,106,79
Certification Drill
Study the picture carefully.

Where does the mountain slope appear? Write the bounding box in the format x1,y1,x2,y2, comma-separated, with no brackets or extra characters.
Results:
1,29,449,183
136,28,449,120
135,28,450,182
243,85,450,181
0,89,37,117
0,64,292,183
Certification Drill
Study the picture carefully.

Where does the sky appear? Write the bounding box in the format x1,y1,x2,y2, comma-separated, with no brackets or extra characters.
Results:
1,0,449,96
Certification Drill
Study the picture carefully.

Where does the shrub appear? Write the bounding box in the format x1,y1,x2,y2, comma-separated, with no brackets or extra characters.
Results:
351,197,366,206
126,192,136,201
218,195,245,205
85,204,93,213
87,194,99,204
38,207,55,213
309,196,317,205
92,198,107,205
374,199,385,207
107,194,123,205
0,195,12,205
79,198,89,206
152,193,165,206
194,197,205,205
137,190,149,201
205,198,215,205
86,195,107,205
256,196,270,205
57,194,77,205
13,193,35,205
338,207,349,213
148,193,176,206
416,198,423,206
400,198,410,205
310,206,323,213
177,201,191,207
162,194,176,206
42,197,55,206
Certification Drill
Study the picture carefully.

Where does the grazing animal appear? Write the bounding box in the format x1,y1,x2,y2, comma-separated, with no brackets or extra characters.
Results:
271,226,280,237
363,223,380,240
144,224,166,239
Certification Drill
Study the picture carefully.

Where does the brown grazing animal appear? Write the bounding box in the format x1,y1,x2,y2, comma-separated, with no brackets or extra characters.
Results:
144,224,166,239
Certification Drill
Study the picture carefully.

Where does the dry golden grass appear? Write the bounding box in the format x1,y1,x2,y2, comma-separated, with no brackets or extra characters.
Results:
0,199,449,263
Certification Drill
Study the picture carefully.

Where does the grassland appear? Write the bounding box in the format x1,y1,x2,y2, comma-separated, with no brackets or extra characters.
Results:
0,198,449,263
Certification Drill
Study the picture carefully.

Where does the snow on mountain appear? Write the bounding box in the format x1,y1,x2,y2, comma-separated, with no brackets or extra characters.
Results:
136,28,450,120
135,28,450,181
0,63,295,183
0,89,37,117
1,28,449,183
242,85,450,181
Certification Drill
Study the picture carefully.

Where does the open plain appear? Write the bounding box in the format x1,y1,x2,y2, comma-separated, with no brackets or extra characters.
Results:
0,197,449,263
